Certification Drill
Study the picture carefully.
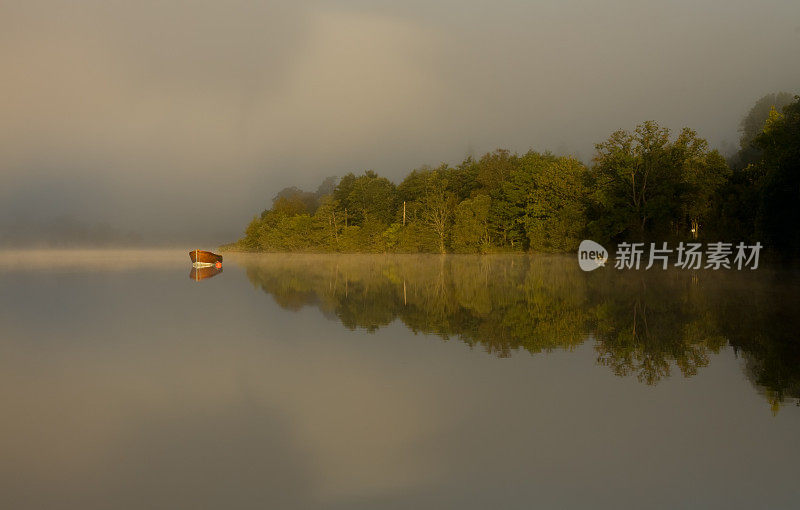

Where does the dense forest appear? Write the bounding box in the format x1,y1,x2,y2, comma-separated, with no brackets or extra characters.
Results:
229,93,800,256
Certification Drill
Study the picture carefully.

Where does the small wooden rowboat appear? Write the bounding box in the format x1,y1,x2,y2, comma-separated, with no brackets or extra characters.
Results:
189,249,223,268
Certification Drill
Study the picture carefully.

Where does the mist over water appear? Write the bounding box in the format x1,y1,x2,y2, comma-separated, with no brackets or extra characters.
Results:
1,251,798,508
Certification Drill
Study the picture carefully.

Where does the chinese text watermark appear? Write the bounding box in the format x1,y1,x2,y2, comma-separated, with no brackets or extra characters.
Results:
578,241,761,272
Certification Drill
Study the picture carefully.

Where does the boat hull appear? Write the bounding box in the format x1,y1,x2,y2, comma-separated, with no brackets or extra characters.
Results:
189,250,223,264
190,265,223,281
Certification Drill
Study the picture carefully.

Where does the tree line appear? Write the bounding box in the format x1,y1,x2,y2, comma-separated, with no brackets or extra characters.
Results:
229,93,800,256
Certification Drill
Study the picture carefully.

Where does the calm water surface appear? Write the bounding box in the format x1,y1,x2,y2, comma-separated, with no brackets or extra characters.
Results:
1,250,799,509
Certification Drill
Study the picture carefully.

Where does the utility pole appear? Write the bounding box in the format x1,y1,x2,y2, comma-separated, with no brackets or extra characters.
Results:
402,201,406,226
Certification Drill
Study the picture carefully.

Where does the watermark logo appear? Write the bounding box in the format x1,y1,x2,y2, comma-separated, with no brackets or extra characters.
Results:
577,240,762,271
578,240,608,272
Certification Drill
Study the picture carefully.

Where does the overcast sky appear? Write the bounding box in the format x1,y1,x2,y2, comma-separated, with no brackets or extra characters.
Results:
1,0,799,245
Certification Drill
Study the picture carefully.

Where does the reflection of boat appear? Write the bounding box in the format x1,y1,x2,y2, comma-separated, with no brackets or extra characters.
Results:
190,265,223,281
189,249,223,268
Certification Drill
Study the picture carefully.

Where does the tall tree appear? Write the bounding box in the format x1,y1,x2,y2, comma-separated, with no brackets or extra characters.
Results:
522,154,588,252
753,98,800,255
672,128,730,239
452,195,491,253
397,168,431,224
476,149,518,195
591,121,707,241
315,176,338,198
312,195,341,250
735,92,795,168
272,186,319,214
334,171,397,226
418,168,456,253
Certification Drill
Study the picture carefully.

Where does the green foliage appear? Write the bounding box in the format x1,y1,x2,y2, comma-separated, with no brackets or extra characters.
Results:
381,223,404,251
240,216,262,250
523,155,588,252
589,121,729,242
416,168,457,253
272,195,310,216
477,149,517,195
334,171,397,226
707,164,763,242
591,121,677,240
674,129,730,234
234,98,800,256
273,186,320,214
735,92,795,168
311,195,341,251
452,195,491,253
396,223,439,253
752,99,800,256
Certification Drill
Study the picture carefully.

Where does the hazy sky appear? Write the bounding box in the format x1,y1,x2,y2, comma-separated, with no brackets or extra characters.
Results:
1,0,799,244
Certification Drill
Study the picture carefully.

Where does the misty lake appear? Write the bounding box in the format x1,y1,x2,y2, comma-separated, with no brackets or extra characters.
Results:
1,250,799,509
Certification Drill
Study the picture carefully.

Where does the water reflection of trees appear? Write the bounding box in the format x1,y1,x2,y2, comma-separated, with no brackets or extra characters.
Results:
241,254,800,409
705,270,800,414
591,271,727,385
